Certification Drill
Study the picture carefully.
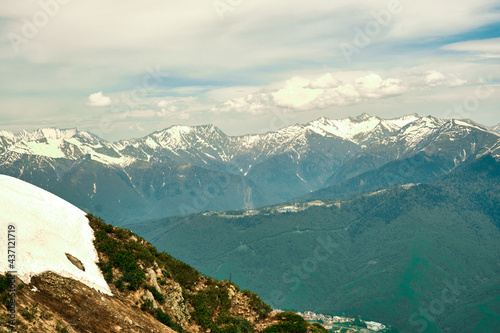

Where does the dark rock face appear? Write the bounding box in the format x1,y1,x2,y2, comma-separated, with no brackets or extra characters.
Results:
65,253,85,272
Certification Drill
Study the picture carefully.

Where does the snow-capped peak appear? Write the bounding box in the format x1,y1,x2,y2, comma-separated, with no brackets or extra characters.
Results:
14,128,98,142
307,114,395,141
384,114,420,128
351,113,373,122
0,175,112,295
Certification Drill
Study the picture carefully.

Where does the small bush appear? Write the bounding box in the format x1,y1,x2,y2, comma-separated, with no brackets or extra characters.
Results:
115,278,125,292
153,309,185,332
241,290,272,318
311,323,329,333
141,299,154,311
146,285,165,303
262,312,309,333
20,303,38,322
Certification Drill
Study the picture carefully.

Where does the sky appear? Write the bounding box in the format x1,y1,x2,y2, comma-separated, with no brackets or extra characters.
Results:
0,0,499,141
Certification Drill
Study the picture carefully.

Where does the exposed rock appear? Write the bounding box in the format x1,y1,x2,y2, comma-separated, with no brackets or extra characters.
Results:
147,268,161,293
228,285,237,300
65,253,86,271
143,290,158,309
163,279,191,325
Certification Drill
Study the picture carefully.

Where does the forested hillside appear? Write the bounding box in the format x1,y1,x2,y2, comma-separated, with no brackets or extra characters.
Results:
129,155,500,332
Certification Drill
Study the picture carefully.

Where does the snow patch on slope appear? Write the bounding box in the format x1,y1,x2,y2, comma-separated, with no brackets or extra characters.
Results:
10,139,67,159
0,175,112,295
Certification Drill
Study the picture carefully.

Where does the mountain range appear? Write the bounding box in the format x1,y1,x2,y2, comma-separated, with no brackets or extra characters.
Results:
0,114,499,225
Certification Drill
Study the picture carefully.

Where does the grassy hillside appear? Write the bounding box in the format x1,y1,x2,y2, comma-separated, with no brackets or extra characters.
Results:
129,155,500,332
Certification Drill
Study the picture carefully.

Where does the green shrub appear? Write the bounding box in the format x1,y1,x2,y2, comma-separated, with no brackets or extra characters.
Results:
186,285,232,330
262,312,309,333
88,214,145,290
0,274,9,293
141,299,154,311
146,285,165,303
311,323,329,333
241,290,272,318
98,262,113,283
153,309,185,332
115,278,125,292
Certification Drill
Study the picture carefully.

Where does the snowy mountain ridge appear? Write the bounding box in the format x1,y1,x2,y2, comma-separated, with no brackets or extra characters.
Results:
1,114,496,168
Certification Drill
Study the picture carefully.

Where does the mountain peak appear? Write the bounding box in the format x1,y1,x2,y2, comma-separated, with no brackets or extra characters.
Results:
351,113,374,121
11,127,103,143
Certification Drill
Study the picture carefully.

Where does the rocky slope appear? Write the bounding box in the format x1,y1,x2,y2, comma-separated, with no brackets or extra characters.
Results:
0,214,331,333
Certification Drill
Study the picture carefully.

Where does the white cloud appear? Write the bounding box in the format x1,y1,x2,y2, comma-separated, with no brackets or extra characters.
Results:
424,70,467,87
309,73,340,89
86,91,112,107
2,0,499,72
442,37,500,59
273,77,324,109
211,91,274,115
355,74,407,97
157,100,169,108
212,72,409,113
209,69,475,114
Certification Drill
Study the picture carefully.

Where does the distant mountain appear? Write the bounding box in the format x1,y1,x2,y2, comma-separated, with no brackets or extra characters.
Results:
303,117,500,201
128,155,500,333
1,114,499,224
0,176,332,333
491,123,500,135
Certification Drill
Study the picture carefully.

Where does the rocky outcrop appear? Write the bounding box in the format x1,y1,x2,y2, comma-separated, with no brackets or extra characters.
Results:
65,253,86,272
162,279,190,325
143,290,158,309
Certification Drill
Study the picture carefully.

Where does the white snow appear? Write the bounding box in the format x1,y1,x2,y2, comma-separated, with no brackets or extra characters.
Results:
307,116,384,141
9,139,67,159
454,119,488,132
0,175,112,295
145,137,159,149
88,153,136,167
384,114,420,128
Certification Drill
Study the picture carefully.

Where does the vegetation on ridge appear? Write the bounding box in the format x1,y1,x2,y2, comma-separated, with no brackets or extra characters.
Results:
87,213,282,333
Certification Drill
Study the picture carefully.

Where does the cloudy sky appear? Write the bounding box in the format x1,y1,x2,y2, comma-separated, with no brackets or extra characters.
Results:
1,0,499,140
